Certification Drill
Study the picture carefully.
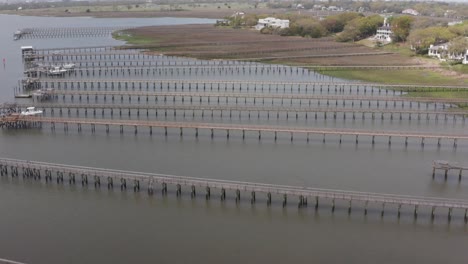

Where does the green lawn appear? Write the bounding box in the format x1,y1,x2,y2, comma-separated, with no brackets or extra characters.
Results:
112,31,154,45
321,69,468,86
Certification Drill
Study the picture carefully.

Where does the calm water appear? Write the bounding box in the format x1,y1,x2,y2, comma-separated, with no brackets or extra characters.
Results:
0,15,467,264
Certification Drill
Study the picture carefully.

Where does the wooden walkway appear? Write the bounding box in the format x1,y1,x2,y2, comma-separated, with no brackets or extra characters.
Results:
0,258,27,264
38,90,468,105
432,160,468,181
4,103,467,121
0,158,467,221
1,117,467,146
36,78,468,90
18,27,133,39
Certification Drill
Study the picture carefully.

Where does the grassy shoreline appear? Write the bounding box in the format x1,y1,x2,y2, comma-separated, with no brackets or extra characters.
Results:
113,26,468,103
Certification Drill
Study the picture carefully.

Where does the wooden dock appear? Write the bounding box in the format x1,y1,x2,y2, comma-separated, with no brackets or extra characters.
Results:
432,160,468,181
0,258,27,264
1,116,467,147
3,103,467,122
36,90,468,108
17,27,134,39
36,78,468,91
0,158,467,221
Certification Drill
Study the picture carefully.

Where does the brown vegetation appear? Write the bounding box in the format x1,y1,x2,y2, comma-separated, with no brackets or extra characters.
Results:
126,24,415,66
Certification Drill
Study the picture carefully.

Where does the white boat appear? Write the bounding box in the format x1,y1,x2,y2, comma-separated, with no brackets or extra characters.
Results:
48,66,67,75
20,107,43,116
13,30,22,40
62,63,75,70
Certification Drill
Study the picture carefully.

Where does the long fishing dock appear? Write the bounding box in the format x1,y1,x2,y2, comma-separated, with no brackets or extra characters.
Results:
29,65,440,77
17,27,134,39
0,158,467,221
35,78,468,92
35,90,468,109
3,103,467,122
1,117,467,147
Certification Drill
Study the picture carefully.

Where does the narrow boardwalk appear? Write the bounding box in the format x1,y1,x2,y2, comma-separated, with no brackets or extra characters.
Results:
3,103,467,122
0,258,27,264
18,27,133,39
38,90,468,106
1,117,467,146
0,158,467,221
36,78,468,91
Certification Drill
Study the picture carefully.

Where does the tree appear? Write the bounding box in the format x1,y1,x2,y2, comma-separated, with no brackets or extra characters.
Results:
448,36,468,56
244,14,259,27
336,15,383,42
408,27,457,54
320,12,362,33
390,16,414,42
295,18,327,38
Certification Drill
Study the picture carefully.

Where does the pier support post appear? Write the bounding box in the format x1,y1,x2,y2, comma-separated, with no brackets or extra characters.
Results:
133,180,140,192
176,184,181,197
299,195,307,208
107,177,113,189
191,185,196,198
120,178,127,190
69,173,75,184
147,181,154,195
94,175,101,188
280,194,286,208
221,188,226,201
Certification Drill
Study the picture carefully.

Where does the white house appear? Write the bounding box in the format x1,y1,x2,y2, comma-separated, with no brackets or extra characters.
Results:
428,43,448,59
255,17,290,31
374,17,392,43
463,50,468,65
402,9,420,16
428,43,465,61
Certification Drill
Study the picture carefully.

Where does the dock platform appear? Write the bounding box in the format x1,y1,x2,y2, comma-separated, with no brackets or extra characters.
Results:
433,160,468,180
0,158,467,221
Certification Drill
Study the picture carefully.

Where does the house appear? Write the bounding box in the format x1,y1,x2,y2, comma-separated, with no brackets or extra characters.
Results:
463,50,468,65
374,17,392,43
402,9,420,16
428,43,448,59
255,17,290,31
428,43,465,61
